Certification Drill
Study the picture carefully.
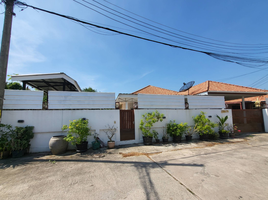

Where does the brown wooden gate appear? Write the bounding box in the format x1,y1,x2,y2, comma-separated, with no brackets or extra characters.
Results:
120,110,135,141
232,109,264,133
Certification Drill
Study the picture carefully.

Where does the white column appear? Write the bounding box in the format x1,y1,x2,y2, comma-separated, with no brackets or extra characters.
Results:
242,96,245,109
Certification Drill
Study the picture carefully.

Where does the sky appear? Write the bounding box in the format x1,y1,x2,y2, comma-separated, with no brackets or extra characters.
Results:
1,0,268,96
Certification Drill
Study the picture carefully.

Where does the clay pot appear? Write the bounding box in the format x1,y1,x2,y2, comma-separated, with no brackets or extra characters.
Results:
107,141,115,149
49,135,68,155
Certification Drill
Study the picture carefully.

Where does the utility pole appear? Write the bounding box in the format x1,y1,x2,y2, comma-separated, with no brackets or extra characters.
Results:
0,0,15,121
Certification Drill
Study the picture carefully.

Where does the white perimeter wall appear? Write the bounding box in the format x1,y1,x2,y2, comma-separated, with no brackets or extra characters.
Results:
2,110,119,153
134,109,233,144
262,109,268,132
2,109,234,152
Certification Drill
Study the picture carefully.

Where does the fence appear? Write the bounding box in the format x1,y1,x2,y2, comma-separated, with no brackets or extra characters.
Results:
48,91,115,109
1,90,234,152
3,90,44,109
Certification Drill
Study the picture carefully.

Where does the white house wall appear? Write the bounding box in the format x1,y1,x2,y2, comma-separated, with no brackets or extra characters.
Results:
134,109,233,143
187,96,225,109
3,89,43,109
138,94,185,109
2,110,120,153
48,91,115,109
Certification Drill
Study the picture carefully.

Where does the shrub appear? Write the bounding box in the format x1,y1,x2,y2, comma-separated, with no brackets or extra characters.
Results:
139,111,164,137
62,119,91,145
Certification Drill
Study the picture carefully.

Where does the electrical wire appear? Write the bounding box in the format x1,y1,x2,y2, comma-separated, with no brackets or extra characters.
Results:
15,1,268,68
91,0,268,52
102,0,268,47
74,0,268,56
217,68,268,82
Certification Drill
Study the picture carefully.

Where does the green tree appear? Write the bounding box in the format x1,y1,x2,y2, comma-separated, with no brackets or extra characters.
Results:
5,82,23,90
82,87,97,92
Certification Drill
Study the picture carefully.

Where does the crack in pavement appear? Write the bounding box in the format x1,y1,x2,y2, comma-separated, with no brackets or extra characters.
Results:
147,155,202,200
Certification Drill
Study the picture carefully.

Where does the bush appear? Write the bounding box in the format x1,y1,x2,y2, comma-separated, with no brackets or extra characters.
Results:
193,112,217,136
139,111,164,137
62,119,91,145
167,121,188,137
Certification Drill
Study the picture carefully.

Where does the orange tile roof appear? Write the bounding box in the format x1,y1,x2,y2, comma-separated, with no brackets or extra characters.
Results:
178,80,268,95
132,85,180,95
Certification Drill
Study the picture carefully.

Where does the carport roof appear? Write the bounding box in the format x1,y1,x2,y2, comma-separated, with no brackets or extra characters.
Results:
11,72,82,92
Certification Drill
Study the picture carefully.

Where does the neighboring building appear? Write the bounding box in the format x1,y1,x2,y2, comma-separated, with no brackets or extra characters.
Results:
125,81,268,110
226,95,268,109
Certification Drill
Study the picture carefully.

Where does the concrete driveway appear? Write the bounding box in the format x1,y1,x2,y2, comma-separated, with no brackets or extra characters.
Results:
1,133,268,200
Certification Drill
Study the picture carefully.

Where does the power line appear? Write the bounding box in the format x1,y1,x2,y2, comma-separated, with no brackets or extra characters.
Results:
15,1,268,68
78,0,268,53
216,68,268,82
102,0,268,47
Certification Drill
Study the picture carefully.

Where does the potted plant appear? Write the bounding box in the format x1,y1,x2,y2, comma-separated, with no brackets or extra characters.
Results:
0,124,13,159
185,126,194,141
227,124,241,138
10,126,34,158
167,121,188,143
62,118,91,153
103,125,117,149
139,110,164,145
92,132,101,150
193,112,217,141
162,126,169,143
217,115,229,139
152,130,160,143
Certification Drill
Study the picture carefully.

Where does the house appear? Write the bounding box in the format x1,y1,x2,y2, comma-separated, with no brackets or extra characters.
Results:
117,81,268,110
177,80,268,109
226,95,268,109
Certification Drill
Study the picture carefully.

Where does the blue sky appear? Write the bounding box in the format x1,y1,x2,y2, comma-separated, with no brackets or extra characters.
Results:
1,0,268,95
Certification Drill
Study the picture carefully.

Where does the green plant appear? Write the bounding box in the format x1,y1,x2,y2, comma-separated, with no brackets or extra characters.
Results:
152,130,159,139
0,124,13,152
216,115,228,132
226,124,241,133
193,112,217,136
139,111,164,137
49,160,56,164
10,126,34,151
185,126,194,136
162,126,169,139
103,125,117,142
62,119,91,145
167,121,188,137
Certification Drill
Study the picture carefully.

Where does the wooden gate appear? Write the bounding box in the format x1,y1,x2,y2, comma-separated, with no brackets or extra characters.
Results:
120,110,135,141
232,109,264,133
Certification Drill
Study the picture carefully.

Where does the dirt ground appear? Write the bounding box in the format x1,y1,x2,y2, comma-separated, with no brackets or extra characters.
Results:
1,133,268,200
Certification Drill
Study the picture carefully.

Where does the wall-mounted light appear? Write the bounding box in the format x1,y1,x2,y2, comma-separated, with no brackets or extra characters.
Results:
208,115,212,118
162,116,166,119
17,120,24,123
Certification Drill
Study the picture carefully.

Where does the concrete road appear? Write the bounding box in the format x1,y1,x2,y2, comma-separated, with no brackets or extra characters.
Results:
1,133,268,200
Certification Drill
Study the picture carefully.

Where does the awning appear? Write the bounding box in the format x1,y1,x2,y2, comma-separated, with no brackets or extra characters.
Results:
11,72,82,92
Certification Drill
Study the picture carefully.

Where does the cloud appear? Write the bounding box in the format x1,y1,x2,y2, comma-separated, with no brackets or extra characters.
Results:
115,70,155,86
